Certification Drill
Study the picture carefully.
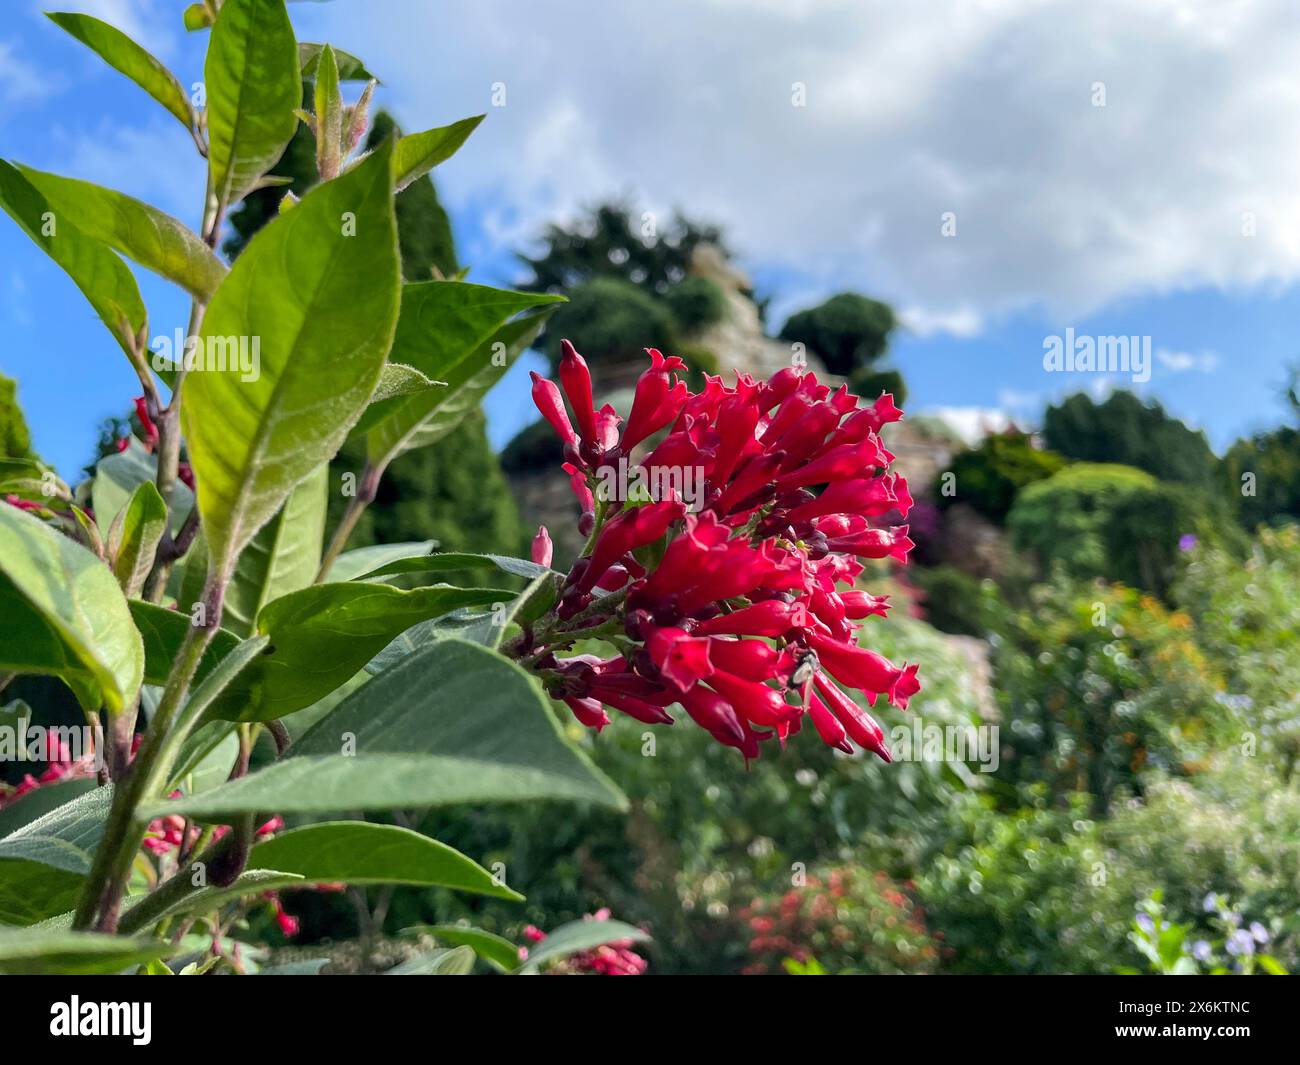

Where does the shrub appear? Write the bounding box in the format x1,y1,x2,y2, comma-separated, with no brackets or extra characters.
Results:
778,292,897,378
536,277,677,368
942,429,1065,523
739,867,939,975
663,276,727,332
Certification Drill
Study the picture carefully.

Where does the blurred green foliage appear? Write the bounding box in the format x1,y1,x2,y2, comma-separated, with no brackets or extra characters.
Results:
778,292,896,378
944,429,1065,523
0,372,35,460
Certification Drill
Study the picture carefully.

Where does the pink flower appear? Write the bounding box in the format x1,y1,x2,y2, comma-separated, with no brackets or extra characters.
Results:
531,525,553,568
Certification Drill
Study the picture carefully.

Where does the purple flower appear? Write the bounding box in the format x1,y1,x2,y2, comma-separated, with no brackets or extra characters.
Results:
1250,921,1270,945
1192,940,1212,962
1225,929,1255,957
1135,912,1156,935
1178,533,1198,552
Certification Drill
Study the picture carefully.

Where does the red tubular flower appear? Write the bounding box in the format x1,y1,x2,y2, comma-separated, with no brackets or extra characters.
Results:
680,683,747,749
813,672,891,761
623,348,688,450
531,526,553,568
521,348,921,761
692,599,800,638
807,692,853,754
531,372,577,449
645,625,714,691
577,497,685,592
134,395,159,451
564,696,611,731
559,340,599,447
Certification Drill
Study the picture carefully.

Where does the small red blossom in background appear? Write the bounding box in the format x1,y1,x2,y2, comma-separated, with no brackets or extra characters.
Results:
739,868,939,975
520,909,649,975
0,734,96,810
518,340,920,762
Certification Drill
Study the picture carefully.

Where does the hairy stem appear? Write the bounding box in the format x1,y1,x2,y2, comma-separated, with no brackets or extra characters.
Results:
315,460,383,582
74,578,225,932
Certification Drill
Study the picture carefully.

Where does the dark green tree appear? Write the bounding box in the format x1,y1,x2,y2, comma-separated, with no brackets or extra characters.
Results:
1221,428,1300,529
1042,391,1217,488
0,372,35,460
778,292,897,379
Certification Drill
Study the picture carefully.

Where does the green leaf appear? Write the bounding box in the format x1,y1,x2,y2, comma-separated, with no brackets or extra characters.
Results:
118,868,305,933
299,42,375,81
0,927,168,975
92,437,195,535
222,463,326,637
515,918,648,974
350,364,445,438
386,945,475,974
127,599,240,686
203,581,513,722
408,924,519,972
393,116,485,193
17,167,225,301
312,44,343,179
151,638,627,819
365,283,562,463
205,0,301,207
46,12,195,132
0,777,96,839
0,160,145,361
248,822,522,899
0,787,112,925
325,540,434,583
358,551,552,583
0,505,143,713
182,140,400,582
108,481,167,597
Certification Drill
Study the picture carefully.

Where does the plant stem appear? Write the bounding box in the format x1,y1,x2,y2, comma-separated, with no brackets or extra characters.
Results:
73,578,224,932
315,460,383,582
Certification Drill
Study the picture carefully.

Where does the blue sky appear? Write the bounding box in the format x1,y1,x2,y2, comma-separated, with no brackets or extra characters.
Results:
3,0,1298,478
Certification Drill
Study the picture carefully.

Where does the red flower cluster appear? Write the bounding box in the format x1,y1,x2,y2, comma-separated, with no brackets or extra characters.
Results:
0,734,95,810
523,341,920,762
521,909,648,975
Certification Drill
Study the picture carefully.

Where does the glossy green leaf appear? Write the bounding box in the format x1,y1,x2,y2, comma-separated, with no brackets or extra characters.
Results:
18,166,225,301
203,581,512,721
205,0,300,207
358,551,552,583
222,463,326,637
0,505,143,713
92,437,194,535
325,540,434,583
0,787,112,925
410,924,519,972
0,927,168,975
108,481,167,597
182,140,400,581
151,638,627,819
0,160,145,360
127,600,240,686
365,282,562,464
394,115,484,193
299,42,374,81
46,11,194,132
515,918,649,974
117,869,305,934
248,822,522,900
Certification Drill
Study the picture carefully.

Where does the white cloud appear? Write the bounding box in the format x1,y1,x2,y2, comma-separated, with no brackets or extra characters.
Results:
306,0,1300,334
0,39,54,103
918,405,1013,444
1156,347,1220,373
